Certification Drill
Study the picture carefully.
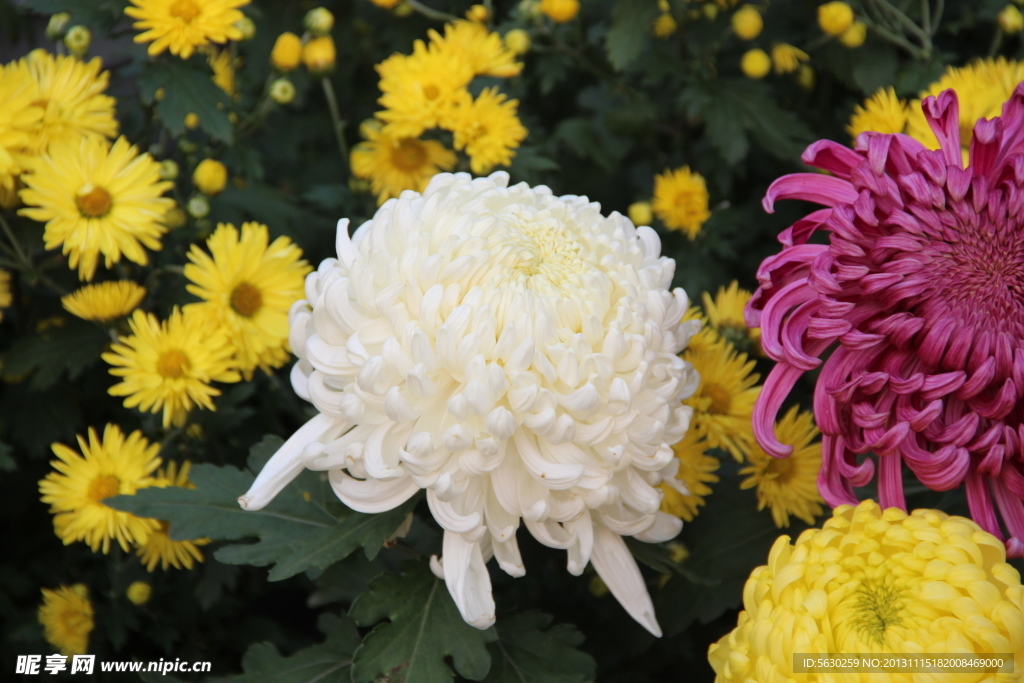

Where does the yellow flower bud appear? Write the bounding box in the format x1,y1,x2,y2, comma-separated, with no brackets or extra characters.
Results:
589,575,609,597
126,581,152,606
271,32,302,72
658,0,670,10
370,0,403,7
667,542,689,564
741,48,771,79
504,29,531,55
184,112,200,129
541,0,580,23
654,13,678,38
771,43,808,74
839,20,867,47
71,584,89,599
187,195,210,218
305,7,335,35
64,25,91,56
518,0,542,19
159,159,179,180
818,1,854,37
702,3,718,19
46,12,70,40
999,5,1024,33
270,78,296,104
0,181,21,210
731,5,762,40
163,206,187,229
234,16,256,40
628,201,654,227
797,64,815,90
302,36,336,76
193,159,227,196
466,4,489,22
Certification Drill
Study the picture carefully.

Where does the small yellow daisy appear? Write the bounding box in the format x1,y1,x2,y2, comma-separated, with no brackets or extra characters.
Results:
208,48,237,99
739,406,824,528
848,86,908,142
136,461,209,571
125,0,250,59
102,307,241,427
350,120,458,205
702,281,761,355
684,336,761,462
19,136,174,281
61,281,146,322
184,222,310,380
0,63,43,190
451,88,528,176
429,21,523,78
39,424,161,553
38,585,94,656
652,166,711,239
660,430,719,522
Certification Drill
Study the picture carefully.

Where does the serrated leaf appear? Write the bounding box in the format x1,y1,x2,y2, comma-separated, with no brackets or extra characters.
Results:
483,612,595,683
605,0,661,71
350,561,496,683
220,613,359,683
700,79,812,163
139,60,233,142
267,495,419,581
851,43,898,95
2,319,110,391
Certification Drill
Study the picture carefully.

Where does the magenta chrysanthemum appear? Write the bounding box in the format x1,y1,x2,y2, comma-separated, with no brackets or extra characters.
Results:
747,85,1024,557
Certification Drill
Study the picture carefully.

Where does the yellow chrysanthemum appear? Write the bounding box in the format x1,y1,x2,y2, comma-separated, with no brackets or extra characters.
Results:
376,39,474,138
702,280,761,355
38,424,161,553
848,86,908,142
125,0,249,59
208,48,237,99
681,304,718,354
102,307,241,427
451,88,528,175
684,336,760,462
350,120,458,205
19,136,173,281
709,500,1024,682
0,63,43,190
660,430,719,522
771,43,808,74
739,406,824,527
61,281,146,322
429,21,524,78
0,269,11,322
38,586,94,656
184,222,310,380
136,461,209,571
12,49,118,157
652,166,711,239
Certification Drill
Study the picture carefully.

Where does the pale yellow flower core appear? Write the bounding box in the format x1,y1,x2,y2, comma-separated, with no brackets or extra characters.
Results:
390,140,428,172
170,0,201,21
75,184,113,218
848,579,905,646
704,383,732,414
88,475,120,502
230,282,263,317
157,349,191,378
505,221,586,293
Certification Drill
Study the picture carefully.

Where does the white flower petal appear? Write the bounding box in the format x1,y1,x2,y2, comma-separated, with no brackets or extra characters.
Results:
590,523,662,637
442,530,496,630
327,469,419,513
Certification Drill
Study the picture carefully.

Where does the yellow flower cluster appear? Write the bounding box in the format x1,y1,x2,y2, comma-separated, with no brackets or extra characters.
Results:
352,21,528,204
710,500,1024,681
652,166,711,239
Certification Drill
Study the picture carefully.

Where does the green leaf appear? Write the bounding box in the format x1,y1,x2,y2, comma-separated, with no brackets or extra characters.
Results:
350,561,496,683
0,441,15,473
20,0,127,31
605,0,661,71
220,613,359,683
267,495,419,582
701,79,813,163
483,612,595,683
139,60,233,143
851,43,898,95
2,319,110,391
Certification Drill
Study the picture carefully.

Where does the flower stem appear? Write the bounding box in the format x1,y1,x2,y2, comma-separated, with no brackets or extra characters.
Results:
321,77,349,178
405,0,459,22
0,211,31,269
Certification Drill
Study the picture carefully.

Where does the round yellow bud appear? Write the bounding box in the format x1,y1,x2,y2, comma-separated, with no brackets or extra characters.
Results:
818,1,854,37
159,159,179,180
1000,5,1024,33
393,1,414,15
46,12,70,40
234,16,256,40
64,25,91,56
504,29,532,55
740,48,771,79
371,0,403,7
731,5,762,40
270,78,296,104
702,3,718,19
518,0,542,19
154,87,165,101
126,581,152,606
628,201,654,227
658,0,670,10
302,36,336,76
541,0,580,23
271,32,302,72
305,7,335,35
796,64,815,90
187,195,210,219
71,584,89,599
184,112,200,129
466,4,489,22
163,205,187,229
654,13,678,38
193,159,227,196
839,20,867,47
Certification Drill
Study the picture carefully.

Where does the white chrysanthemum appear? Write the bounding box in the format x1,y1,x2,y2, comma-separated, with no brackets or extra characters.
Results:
239,172,700,635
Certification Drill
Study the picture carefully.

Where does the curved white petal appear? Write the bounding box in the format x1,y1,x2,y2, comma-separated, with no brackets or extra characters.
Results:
565,510,594,576
442,531,496,630
328,469,419,513
632,512,683,543
590,523,662,637
492,534,525,577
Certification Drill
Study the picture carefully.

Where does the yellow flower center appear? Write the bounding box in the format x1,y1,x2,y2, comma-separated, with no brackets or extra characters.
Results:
423,83,440,100
75,184,112,218
391,139,428,171
230,282,263,317
88,474,121,502
157,350,191,378
765,454,794,480
704,383,732,415
170,0,201,21
850,580,905,646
